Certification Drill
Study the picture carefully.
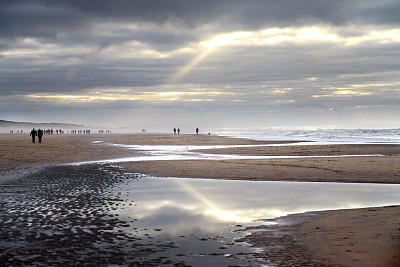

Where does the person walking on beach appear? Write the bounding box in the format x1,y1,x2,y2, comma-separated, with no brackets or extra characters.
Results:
177,128,180,135
173,127,176,135
38,129,43,143
30,128,37,143
196,128,199,135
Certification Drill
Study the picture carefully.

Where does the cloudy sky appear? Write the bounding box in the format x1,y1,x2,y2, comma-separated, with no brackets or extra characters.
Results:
1,0,399,131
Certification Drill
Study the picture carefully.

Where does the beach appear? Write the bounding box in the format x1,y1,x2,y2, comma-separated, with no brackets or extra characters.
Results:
1,133,399,266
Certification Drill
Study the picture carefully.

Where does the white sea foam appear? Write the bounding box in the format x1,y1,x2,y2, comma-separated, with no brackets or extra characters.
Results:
211,127,400,144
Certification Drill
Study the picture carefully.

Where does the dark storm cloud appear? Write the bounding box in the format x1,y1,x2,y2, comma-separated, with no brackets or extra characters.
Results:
0,55,170,94
0,1,87,40
37,0,400,27
1,0,399,42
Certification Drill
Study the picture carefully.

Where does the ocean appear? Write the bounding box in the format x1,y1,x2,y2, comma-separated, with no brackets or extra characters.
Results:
211,127,400,144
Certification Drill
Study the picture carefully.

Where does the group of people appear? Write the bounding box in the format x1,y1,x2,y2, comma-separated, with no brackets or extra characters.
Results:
71,130,91,134
9,130,23,134
46,129,63,135
98,130,112,134
173,128,200,135
29,128,43,143
27,129,64,135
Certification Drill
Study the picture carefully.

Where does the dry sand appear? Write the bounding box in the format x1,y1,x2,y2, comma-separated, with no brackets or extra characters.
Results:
0,133,136,172
1,132,399,266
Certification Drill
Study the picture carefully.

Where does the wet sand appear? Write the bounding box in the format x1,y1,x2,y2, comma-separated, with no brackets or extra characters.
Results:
1,133,400,266
240,206,400,267
122,155,400,184
121,141,400,184
1,164,146,266
299,206,400,267
2,164,253,266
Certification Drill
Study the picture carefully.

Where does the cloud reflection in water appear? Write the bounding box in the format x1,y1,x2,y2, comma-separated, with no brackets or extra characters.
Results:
113,177,400,236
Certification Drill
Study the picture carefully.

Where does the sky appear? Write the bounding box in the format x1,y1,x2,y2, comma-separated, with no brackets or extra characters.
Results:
1,0,399,131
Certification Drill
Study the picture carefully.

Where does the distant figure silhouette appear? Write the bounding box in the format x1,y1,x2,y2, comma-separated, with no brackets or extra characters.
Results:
173,127,176,135
38,129,43,143
30,128,37,143
177,128,180,135
196,128,199,135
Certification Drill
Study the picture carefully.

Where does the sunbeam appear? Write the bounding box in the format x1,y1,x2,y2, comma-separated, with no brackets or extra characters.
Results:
167,47,214,84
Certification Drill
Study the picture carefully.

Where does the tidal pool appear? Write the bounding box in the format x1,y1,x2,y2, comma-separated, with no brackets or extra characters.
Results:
108,173,400,266
120,176,400,226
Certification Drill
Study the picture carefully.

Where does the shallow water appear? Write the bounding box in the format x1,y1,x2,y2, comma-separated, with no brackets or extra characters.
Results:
129,177,400,226
70,141,381,165
1,163,400,266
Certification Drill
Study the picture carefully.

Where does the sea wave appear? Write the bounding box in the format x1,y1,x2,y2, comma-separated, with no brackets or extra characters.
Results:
212,128,400,143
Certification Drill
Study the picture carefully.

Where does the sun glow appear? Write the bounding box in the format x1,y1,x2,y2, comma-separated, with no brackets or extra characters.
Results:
334,90,371,96
25,94,122,102
295,27,338,41
201,32,252,48
24,89,230,103
199,27,340,50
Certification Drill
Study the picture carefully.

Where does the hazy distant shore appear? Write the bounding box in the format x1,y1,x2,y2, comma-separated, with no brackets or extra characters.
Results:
1,132,399,266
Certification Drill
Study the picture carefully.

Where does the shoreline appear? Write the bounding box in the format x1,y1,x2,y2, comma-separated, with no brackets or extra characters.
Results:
240,206,400,267
1,133,399,266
